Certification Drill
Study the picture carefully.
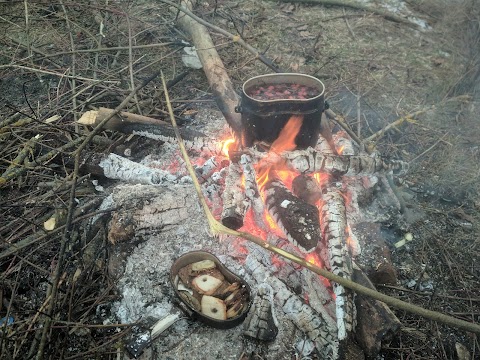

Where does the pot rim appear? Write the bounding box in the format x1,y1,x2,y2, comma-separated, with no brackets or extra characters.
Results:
242,73,325,103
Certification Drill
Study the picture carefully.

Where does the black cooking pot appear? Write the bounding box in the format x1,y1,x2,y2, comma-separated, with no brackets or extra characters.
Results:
236,73,325,149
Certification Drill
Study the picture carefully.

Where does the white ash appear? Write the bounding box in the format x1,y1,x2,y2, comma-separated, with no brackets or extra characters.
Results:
280,200,291,208
99,153,178,184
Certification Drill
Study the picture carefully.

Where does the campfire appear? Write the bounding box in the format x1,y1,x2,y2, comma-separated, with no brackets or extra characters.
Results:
80,72,410,359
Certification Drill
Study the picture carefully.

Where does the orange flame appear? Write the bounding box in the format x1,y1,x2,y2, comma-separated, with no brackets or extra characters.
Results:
255,115,304,191
305,252,322,267
313,172,329,188
337,145,345,155
270,115,303,154
222,138,235,157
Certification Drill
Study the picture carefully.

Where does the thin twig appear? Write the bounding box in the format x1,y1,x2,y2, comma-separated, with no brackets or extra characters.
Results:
409,132,450,164
126,15,142,115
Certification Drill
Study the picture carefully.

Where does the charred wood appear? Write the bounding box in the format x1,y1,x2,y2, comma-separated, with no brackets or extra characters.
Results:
239,155,267,226
318,181,355,340
264,176,321,253
221,162,249,230
78,107,205,141
86,153,179,184
352,266,400,358
292,174,322,205
231,149,408,177
245,255,339,359
243,283,279,342
195,156,228,184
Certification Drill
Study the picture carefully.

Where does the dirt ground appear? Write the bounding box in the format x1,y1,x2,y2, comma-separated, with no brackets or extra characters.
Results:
0,0,479,359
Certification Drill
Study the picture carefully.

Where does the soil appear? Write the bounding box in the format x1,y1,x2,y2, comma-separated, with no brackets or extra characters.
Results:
0,0,478,359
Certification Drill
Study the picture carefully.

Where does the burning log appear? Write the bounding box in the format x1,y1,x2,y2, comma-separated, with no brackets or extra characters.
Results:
231,149,408,177
264,176,321,253
245,255,339,359
318,181,356,340
243,283,279,342
292,173,322,205
239,155,266,225
221,162,249,230
195,156,228,184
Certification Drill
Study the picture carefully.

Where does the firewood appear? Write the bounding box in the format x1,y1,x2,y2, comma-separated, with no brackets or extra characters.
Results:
175,0,242,135
352,266,401,358
221,162,249,230
318,181,356,339
264,176,321,253
243,283,279,342
230,149,409,177
246,255,338,359
78,107,206,144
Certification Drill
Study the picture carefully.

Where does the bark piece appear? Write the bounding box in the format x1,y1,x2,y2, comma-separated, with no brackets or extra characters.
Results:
243,283,278,342
264,176,321,253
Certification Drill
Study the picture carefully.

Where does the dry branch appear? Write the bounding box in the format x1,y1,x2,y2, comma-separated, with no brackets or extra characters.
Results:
174,0,242,134
273,0,421,29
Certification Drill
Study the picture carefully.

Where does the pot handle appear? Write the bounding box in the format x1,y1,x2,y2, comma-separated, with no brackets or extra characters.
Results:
235,99,243,113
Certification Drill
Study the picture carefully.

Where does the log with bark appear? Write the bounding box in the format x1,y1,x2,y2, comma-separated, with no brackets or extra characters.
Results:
264,175,321,253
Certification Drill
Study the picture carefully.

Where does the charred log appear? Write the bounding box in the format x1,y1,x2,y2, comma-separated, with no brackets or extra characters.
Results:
292,174,322,205
318,181,356,340
243,283,279,342
78,107,206,144
231,149,408,177
221,162,249,230
264,176,321,253
245,255,338,359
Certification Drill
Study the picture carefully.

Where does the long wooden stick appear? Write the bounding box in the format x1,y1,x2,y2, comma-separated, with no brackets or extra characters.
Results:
161,72,480,335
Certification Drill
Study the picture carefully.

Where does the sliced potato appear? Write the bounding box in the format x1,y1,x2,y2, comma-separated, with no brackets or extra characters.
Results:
201,295,226,320
191,259,216,271
192,274,223,295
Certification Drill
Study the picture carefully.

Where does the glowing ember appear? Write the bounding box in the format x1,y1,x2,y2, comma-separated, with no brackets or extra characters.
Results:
305,253,323,268
313,172,329,188
337,145,345,154
241,209,268,240
264,210,286,238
